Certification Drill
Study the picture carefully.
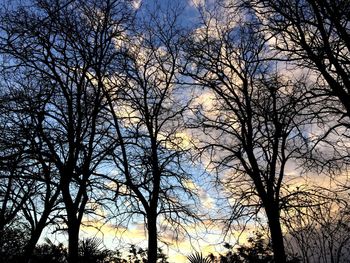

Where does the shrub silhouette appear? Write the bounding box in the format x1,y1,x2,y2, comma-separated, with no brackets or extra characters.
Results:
188,232,301,263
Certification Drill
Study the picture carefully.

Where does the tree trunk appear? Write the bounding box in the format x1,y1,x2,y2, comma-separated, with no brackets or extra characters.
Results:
23,189,60,262
147,214,158,263
265,204,286,263
23,219,46,263
67,218,80,263
60,171,81,263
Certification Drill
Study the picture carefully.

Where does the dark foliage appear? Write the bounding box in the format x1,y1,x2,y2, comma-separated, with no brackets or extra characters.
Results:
0,226,30,263
195,232,301,263
0,234,169,263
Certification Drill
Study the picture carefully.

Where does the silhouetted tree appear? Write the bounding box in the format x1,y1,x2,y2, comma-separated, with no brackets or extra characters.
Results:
104,3,200,262
0,0,131,262
0,80,63,261
184,6,310,262
284,190,350,263
240,0,350,172
243,0,350,115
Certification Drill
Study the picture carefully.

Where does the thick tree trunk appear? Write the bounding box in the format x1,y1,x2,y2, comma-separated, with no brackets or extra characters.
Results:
67,218,80,263
24,189,60,262
61,178,81,263
265,204,286,263
147,214,158,263
23,219,46,263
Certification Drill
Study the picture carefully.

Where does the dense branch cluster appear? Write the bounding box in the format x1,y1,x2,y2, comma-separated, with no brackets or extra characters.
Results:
0,0,349,262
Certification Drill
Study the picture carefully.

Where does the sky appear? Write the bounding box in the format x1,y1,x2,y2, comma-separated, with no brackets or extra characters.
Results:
31,1,225,261
6,0,349,262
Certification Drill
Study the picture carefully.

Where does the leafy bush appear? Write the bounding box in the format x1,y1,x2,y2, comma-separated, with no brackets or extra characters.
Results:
32,238,68,263
33,240,169,263
78,237,116,263
187,252,212,263
188,232,301,263
0,226,30,263
113,244,169,263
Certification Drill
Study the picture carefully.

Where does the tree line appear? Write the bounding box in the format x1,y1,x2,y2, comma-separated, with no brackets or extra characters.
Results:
0,0,349,262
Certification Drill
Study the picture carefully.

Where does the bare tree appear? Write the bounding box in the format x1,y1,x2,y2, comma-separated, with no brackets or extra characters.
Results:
0,0,131,262
284,189,350,263
243,0,350,116
239,2,350,250
0,117,34,232
239,0,350,167
184,6,310,262
0,81,64,262
103,3,201,262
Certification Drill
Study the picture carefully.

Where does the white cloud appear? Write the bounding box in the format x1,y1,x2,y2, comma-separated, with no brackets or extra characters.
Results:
189,0,205,8
132,0,142,10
